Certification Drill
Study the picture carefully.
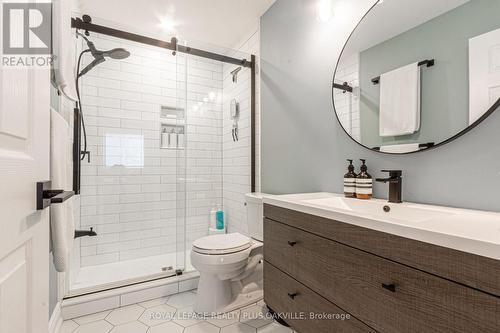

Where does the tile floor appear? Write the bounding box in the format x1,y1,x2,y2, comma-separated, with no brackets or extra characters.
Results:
61,291,296,333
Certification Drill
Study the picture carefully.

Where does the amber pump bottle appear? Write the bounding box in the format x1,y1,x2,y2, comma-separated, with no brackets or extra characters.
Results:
344,159,357,198
356,159,372,200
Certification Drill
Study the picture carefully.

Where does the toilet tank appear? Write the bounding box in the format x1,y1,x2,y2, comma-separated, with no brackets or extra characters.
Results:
245,193,265,242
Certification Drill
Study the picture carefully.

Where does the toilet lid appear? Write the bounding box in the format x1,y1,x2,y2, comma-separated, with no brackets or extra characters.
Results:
193,233,252,255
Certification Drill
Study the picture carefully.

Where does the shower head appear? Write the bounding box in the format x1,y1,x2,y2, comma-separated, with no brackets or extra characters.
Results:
77,31,130,77
103,48,130,60
231,67,242,83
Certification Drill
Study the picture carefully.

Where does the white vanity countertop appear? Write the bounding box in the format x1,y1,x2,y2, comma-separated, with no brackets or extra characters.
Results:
263,192,500,260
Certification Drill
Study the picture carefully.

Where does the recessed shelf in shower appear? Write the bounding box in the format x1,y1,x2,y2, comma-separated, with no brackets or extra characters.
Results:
160,106,185,150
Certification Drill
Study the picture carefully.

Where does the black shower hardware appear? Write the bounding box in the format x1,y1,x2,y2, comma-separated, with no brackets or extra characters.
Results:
36,181,74,210
71,15,257,194
371,59,434,84
230,98,240,141
72,26,130,193
231,67,242,83
171,37,178,56
375,170,403,203
332,81,353,93
74,227,97,239
76,31,130,77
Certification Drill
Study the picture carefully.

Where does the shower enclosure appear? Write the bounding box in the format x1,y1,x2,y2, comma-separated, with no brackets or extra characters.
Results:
67,17,256,296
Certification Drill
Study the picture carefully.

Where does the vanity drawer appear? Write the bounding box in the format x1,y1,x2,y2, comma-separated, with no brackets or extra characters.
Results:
264,262,377,333
264,204,500,297
264,218,500,333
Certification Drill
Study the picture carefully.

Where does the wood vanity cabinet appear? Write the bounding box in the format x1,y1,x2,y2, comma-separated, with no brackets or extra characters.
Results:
263,204,500,333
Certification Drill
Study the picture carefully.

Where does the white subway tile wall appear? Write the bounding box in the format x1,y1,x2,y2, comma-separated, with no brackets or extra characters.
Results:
222,25,261,236
334,52,360,142
78,33,224,267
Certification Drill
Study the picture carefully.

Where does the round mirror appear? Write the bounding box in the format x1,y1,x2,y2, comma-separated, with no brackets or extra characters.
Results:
332,0,500,154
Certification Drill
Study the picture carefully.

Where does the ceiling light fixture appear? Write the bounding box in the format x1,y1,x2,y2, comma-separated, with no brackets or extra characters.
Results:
161,18,176,32
316,0,333,23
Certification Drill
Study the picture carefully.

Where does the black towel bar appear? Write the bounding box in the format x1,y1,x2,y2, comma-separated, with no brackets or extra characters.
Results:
372,59,434,84
36,181,75,210
372,142,435,152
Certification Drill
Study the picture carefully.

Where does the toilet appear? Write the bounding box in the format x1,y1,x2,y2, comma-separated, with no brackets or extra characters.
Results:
191,193,265,314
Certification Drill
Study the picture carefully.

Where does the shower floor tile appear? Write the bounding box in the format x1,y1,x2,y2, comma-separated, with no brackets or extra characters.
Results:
62,291,296,333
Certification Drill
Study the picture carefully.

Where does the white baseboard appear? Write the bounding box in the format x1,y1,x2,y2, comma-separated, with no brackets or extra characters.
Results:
49,302,63,333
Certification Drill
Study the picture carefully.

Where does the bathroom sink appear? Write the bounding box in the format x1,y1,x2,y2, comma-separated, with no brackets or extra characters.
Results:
301,196,451,223
263,192,500,260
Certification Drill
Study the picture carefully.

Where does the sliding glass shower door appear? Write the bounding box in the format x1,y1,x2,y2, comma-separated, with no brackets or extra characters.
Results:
68,32,188,295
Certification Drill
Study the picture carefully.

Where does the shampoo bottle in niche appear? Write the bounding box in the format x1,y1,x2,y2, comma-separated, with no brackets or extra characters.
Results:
161,128,168,148
356,159,372,200
168,129,177,149
344,159,357,198
216,204,224,230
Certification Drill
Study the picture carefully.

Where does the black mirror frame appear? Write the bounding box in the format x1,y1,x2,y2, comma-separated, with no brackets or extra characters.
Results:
331,1,500,155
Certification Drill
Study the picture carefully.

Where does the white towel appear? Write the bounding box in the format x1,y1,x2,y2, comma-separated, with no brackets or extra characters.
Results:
50,108,75,272
379,62,421,136
380,143,420,154
52,0,78,101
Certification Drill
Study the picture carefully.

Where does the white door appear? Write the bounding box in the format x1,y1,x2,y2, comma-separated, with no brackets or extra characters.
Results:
469,27,500,124
0,5,51,333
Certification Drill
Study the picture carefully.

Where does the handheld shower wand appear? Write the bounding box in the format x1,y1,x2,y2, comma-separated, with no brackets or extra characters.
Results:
76,31,130,77
75,31,131,162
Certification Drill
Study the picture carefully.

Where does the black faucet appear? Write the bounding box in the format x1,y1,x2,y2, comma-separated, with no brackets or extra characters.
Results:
375,170,402,203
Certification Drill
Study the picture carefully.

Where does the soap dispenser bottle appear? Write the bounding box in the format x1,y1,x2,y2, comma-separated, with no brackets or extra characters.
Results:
356,159,372,200
344,159,357,198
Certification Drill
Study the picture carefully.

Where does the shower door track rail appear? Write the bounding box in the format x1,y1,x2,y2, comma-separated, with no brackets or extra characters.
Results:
71,17,253,68
71,16,257,193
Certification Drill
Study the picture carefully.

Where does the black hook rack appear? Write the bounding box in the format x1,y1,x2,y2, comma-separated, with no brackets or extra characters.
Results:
37,181,75,210
371,59,435,85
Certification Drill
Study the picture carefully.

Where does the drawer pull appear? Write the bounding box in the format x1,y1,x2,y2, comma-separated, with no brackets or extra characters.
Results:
287,292,299,300
287,241,298,246
382,283,396,292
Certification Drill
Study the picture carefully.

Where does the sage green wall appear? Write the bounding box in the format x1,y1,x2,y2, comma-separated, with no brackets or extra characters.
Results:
359,0,500,148
261,0,500,212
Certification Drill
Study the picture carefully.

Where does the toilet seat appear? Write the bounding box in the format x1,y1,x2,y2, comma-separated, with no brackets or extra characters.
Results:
193,233,251,255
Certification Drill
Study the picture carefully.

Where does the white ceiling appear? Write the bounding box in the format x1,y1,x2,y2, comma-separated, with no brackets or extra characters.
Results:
75,0,276,49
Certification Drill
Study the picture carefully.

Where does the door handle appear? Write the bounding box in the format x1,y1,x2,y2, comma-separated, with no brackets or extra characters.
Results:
287,292,299,300
37,181,75,210
287,241,297,246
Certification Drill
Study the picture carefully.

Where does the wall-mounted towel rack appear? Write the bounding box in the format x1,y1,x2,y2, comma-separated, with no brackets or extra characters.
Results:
371,59,434,85
37,181,75,210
